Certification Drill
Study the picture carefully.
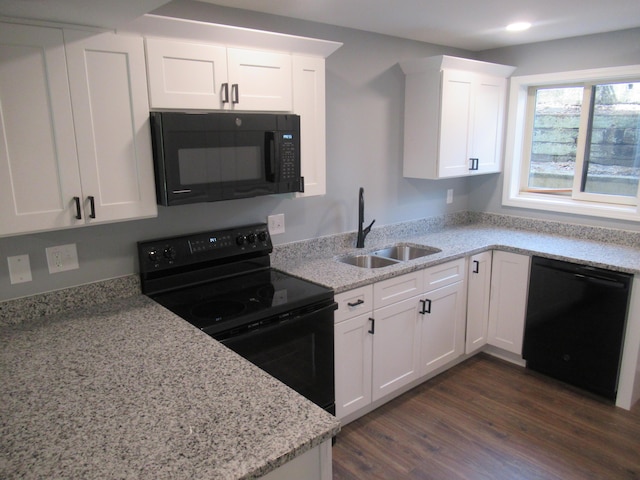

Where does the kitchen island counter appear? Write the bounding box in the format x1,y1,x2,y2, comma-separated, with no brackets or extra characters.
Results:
0,295,339,479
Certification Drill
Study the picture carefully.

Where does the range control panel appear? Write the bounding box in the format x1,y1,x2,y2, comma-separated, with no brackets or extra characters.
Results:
138,223,272,273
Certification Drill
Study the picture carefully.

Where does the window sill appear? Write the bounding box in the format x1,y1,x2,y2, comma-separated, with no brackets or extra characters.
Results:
503,190,640,222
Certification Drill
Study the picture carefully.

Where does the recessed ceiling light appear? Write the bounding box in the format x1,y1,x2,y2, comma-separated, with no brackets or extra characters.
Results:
506,22,532,32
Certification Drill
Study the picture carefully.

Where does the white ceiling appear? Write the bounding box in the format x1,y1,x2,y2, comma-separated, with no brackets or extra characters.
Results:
198,0,640,51
0,0,638,51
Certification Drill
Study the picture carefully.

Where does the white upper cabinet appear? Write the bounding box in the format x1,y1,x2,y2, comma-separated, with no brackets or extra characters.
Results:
293,55,326,197
145,38,292,112
0,23,157,237
65,30,157,224
145,38,229,110
227,48,292,111
400,55,515,179
0,23,83,234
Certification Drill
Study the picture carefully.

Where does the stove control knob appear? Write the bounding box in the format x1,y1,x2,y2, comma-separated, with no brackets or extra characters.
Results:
247,233,257,244
163,246,177,260
257,231,268,242
236,235,247,246
148,249,159,262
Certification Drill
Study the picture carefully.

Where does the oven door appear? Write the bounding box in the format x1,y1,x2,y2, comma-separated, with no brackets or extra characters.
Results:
220,302,337,414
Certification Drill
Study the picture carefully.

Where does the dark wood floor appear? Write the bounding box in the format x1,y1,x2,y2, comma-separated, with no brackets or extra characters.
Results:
332,354,640,479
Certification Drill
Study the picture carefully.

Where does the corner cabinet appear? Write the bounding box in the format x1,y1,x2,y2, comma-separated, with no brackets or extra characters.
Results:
400,55,516,179
0,23,157,237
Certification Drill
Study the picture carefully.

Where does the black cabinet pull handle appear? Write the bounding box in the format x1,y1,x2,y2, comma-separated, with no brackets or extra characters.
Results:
473,260,479,274
469,158,479,170
348,299,365,307
88,196,96,219
231,84,239,104
221,83,229,103
368,317,375,334
420,299,432,314
73,196,82,219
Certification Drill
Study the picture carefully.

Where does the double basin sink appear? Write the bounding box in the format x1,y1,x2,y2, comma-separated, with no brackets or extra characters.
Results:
338,244,441,269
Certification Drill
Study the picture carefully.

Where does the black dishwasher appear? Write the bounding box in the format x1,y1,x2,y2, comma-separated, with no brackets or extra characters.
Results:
523,256,632,400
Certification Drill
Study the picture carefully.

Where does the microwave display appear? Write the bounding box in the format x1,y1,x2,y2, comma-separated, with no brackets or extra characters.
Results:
150,112,302,206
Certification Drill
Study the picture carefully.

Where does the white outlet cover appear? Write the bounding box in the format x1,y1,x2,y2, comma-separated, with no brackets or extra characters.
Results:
268,214,285,235
46,243,79,274
8,254,32,284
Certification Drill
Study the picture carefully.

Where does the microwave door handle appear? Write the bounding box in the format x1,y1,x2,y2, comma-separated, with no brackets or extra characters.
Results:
265,132,276,182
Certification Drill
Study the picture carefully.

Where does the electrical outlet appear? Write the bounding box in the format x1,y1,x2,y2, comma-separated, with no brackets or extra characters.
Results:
268,214,285,235
46,243,79,274
8,254,32,284
446,189,454,204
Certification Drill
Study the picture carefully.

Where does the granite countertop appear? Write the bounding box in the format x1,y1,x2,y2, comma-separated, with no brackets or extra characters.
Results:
0,296,340,479
272,221,640,294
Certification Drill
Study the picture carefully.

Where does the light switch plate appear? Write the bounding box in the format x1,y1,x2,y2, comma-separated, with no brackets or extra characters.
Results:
46,243,79,274
268,214,285,235
8,254,32,284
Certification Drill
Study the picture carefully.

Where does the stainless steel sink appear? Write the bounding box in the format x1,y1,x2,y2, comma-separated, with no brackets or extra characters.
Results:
338,254,400,268
371,244,441,261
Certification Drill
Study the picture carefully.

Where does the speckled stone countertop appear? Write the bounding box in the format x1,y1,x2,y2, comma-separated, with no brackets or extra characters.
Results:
272,213,640,293
0,296,339,479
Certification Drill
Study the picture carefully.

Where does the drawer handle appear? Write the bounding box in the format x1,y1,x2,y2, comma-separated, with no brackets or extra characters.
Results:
348,299,365,307
368,317,375,335
419,298,432,314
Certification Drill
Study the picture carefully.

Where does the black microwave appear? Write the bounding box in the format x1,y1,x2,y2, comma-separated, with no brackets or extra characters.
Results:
149,111,302,206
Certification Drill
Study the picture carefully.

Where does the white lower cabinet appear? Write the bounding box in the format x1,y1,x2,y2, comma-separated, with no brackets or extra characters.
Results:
465,251,493,354
487,251,531,355
334,258,466,420
371,295,421,401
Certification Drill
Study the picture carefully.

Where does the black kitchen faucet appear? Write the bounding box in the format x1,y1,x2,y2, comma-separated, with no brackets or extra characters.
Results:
356,187,375,248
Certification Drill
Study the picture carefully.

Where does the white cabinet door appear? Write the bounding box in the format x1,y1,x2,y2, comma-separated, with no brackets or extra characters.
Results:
65,31,157,223
418,280,466,375
0,23,82,235
334,312,373,419
466,251,493,354
438,69,474,178
227,48,292,111
293,55,326,197
471,74,507,174
488,251,531,355
145,37,228,110
371,296,421,402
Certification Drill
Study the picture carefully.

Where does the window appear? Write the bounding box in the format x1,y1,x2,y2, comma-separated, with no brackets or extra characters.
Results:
503,65,640,221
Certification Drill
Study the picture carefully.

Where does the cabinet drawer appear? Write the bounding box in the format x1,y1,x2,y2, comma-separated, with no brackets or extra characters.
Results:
335,285,373,323
424,258,466,291
374,271,424,309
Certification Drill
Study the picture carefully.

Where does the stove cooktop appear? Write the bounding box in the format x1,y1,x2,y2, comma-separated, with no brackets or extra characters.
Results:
150,268,334,337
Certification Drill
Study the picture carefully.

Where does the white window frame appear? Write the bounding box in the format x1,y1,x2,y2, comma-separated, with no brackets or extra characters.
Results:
502,64,640,222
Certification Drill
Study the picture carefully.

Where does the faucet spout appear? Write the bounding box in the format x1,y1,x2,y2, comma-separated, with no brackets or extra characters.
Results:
356,187,375,248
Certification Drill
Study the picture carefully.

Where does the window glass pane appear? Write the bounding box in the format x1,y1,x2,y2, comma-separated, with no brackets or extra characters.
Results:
582,82,640,197
528,86,583,190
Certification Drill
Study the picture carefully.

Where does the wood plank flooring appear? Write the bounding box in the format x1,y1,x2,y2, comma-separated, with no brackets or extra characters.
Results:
332,354,640,479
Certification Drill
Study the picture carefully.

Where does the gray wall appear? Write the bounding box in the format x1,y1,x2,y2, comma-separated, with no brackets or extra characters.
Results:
471,27,640,230
0,1,469,301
